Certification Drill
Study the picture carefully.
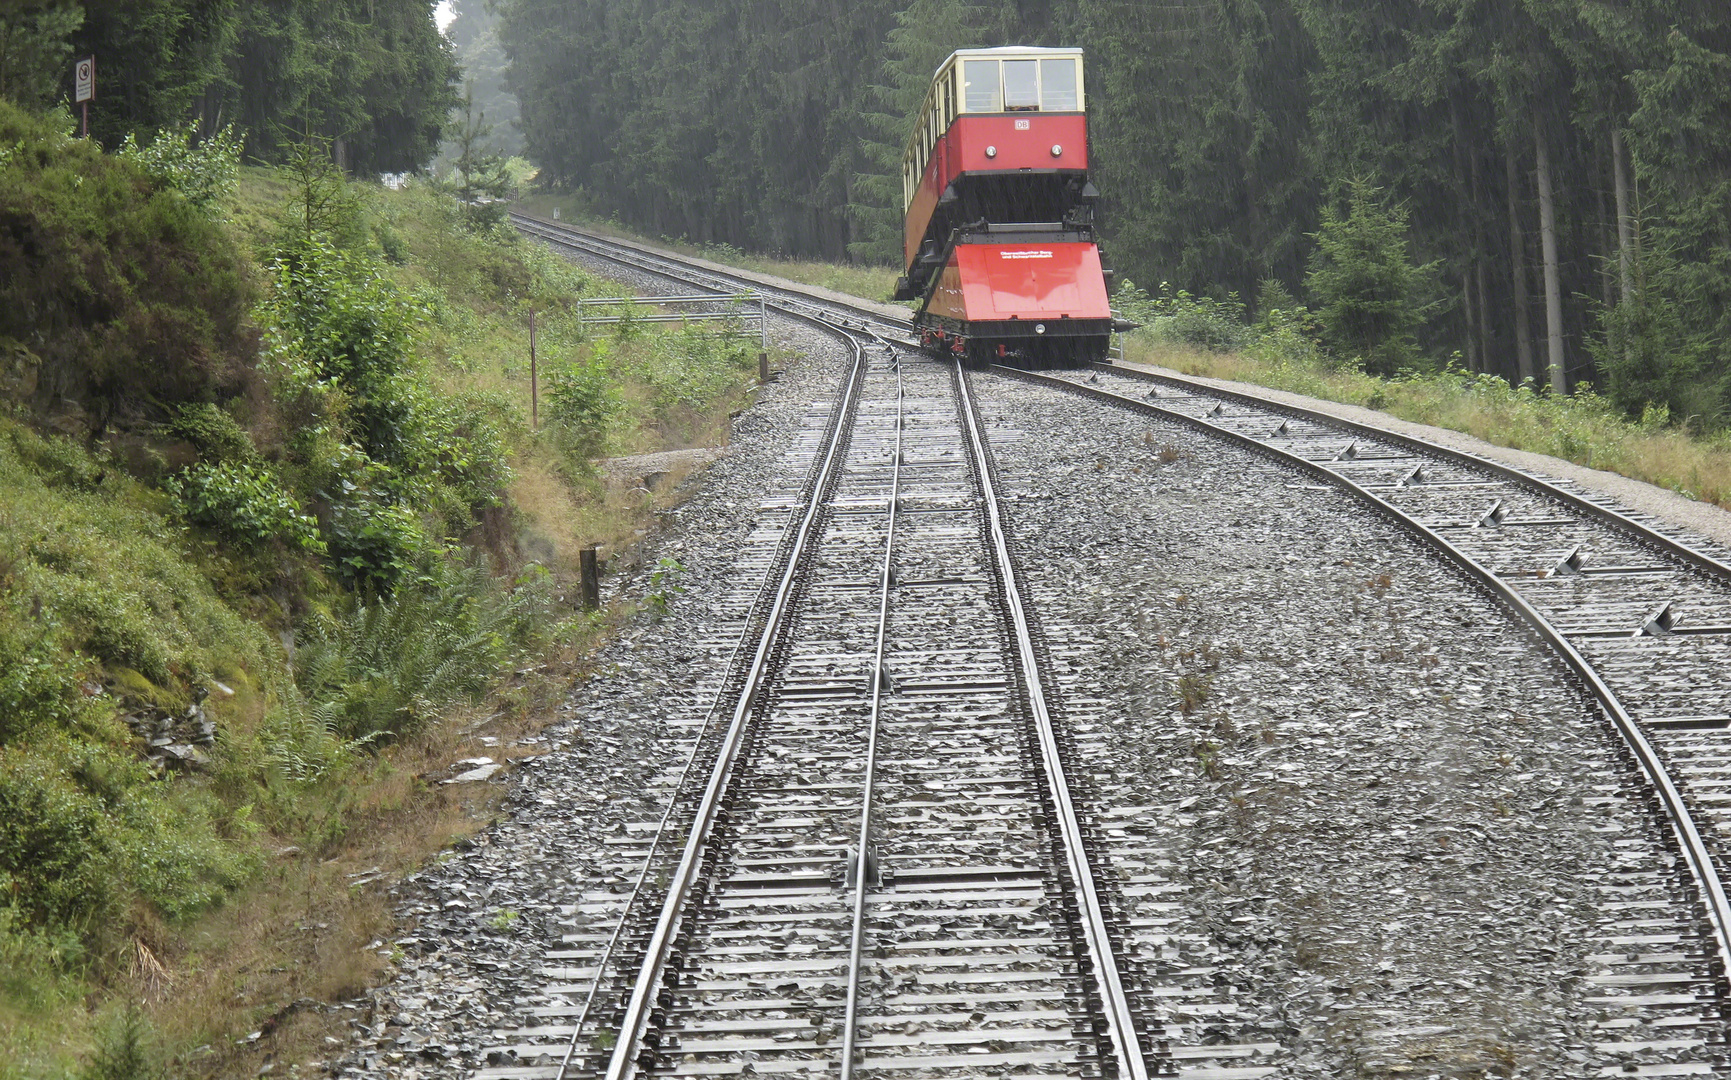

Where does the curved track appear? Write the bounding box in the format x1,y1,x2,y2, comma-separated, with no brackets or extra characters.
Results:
489,214,1165,1079
493,213,1731,1076
1005,362,1731,1059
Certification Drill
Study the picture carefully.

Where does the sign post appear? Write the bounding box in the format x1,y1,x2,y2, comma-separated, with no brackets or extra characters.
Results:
73,57,94,137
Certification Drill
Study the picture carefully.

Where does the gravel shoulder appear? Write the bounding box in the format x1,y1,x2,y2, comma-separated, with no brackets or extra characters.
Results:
1114,357,1731,553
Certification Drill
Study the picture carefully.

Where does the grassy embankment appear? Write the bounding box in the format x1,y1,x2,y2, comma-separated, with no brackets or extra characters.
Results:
1123,335,1731,510
508,206,1731,510
0,105,769,1080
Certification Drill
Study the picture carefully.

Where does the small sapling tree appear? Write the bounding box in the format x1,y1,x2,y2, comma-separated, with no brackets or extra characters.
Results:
1304,179,1436,376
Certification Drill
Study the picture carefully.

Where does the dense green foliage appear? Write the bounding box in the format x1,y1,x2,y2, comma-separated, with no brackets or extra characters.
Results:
0,417,270,956
500,0,1731,423
0,101,254,426
1304,180,1436,374
294,563,554,743
0,3,82,110
498,0,898,255
0,48,773,1059
0,0,456,174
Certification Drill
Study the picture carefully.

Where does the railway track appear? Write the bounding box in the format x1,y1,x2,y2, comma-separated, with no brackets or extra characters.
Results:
487,213,1731,1076
1000,362,1731,1071
489,215,1203,1078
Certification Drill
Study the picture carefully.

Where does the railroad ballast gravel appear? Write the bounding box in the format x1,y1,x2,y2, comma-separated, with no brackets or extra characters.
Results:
317,242,1721,1075
973,368,1711,1077
320,317,853,1078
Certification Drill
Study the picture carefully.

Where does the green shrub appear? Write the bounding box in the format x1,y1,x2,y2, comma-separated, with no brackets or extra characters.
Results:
0,748,116,930
166,461,322,551
77,1005,162,1080
1245,303,1329,370
1593,241,1726,426
640,326,755,415
163,402,256,464
0,100,255,426
116,122,242,211
5,424,107,490
262,238,415,405
0,899,85,1010
0,610,92,744
0,419,271,691
263,234,511,553
1139,282,1250,352
1304,179,1438,375
294,562,555,742
324,497,426,594
1111,278,1161,326
544,349,619,461
0,738,260,937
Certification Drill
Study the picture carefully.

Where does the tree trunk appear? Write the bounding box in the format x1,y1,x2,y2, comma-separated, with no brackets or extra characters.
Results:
1468,144,1491,370
1612,126,1635,302
1505,141,1535,384
1596,147,1615,330
1461,274,1478,372
1533,119,1567,394
1451,99,1479,372
1476,260,1491,377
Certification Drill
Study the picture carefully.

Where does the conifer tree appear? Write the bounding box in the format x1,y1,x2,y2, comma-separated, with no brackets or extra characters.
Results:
1304,179,1433,374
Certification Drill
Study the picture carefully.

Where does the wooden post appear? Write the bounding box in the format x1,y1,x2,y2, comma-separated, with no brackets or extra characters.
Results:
578,546,600,611
759,352,769,385
529,309,539,430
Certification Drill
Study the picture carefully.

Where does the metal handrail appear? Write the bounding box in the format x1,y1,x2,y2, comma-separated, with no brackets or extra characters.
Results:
578,291,769,351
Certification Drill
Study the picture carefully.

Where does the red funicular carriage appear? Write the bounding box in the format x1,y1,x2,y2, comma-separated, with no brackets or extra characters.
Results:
894,47,1118,367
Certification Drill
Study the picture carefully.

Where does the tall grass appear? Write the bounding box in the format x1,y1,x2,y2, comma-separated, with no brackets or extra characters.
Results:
1129,336,1731,508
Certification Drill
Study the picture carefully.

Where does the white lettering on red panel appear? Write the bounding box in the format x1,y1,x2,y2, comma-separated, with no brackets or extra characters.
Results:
1000,250,1054,260
1015,119,1030,130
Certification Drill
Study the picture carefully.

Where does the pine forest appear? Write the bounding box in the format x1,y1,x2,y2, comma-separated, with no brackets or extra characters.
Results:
499,0,1731,421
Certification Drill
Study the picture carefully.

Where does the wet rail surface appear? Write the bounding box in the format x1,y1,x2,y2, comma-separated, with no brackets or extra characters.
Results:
487,214,1731,1077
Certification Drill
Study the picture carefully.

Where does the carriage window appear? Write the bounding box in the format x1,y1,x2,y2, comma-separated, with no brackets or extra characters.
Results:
1002,59,1039,111
1040,58,1079,111
963,60,999,112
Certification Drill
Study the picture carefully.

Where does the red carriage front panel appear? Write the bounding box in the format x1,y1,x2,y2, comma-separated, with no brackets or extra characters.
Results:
925,242,1112,326
904,113,1091,268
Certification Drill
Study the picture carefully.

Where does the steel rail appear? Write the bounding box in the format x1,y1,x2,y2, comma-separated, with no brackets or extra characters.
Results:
532,228,889,1078
587,335,870,1080
838,347,906,1080
952,362,1152,1080
512,212,1728,582
1090,361,1731,581
1001,365,1731,996
510,212,910,339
